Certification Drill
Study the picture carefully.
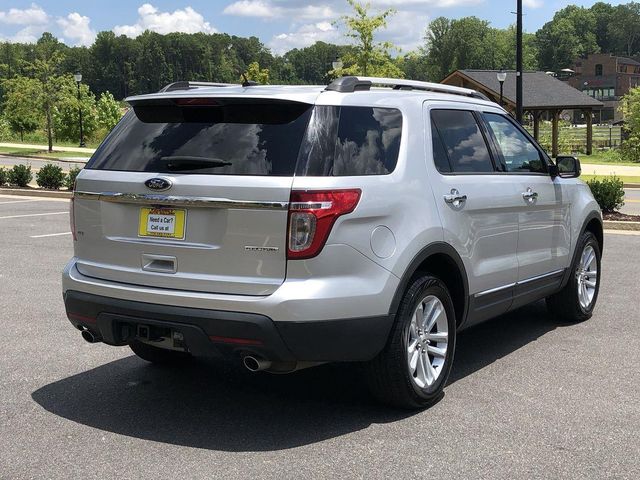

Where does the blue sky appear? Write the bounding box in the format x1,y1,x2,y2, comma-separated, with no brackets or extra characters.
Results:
0,1,627,54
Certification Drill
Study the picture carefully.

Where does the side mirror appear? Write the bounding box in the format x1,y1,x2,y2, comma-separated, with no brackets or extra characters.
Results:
555,156,581,178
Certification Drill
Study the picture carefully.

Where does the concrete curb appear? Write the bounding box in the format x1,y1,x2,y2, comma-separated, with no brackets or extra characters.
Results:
0,153,88,163
0,187,72,199
603,220,640,231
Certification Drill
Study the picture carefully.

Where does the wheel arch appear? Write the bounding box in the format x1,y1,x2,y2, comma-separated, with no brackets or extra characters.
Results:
560,210,603,290
389,243,469,328
583,213,604,254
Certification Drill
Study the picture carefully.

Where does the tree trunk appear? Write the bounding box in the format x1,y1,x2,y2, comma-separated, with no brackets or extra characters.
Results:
45,104,53,153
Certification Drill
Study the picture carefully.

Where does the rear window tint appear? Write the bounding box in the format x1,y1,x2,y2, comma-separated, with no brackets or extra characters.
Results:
88,102,402,177
431,122,451,173
297,106,402,176
87,101,312,176
430,109,494,173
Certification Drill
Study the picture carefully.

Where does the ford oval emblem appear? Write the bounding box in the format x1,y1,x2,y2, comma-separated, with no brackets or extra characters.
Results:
145,177,172,191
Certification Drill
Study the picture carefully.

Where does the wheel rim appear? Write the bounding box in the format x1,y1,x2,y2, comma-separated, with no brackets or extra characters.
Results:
406,295,449,389
576,244,598,310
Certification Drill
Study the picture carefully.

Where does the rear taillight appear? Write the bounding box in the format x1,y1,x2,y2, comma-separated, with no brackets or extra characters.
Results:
69,196,77,241
287,189,361,260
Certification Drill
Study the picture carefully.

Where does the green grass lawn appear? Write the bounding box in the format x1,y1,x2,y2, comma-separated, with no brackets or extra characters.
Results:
581,174,640,184
0,146,90,160
1,133,100,149
580,151,640,167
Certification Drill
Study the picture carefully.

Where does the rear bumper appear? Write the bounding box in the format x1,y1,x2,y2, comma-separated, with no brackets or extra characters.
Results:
64,290,394,362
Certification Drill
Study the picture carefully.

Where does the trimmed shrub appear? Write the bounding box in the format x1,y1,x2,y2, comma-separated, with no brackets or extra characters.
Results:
36,163,66,190
65,166,82,190
587,175,625,213
0,167,7,186
8,164,32,187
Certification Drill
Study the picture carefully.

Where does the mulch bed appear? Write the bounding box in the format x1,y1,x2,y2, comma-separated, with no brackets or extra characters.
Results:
603,212,640,222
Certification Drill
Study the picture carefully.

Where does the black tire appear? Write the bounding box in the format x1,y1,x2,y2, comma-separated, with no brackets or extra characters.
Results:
129,341,191,364
546,231,601,323
366,275,457,409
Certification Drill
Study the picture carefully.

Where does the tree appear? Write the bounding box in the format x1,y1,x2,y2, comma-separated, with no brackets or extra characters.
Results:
2,76,41,141
536,6,599,71
242,61,270,84
608,3,640,56
52,75,98,142
423,17,453,81
29,33,66,152
590,2,616,53
333,0,403,78
283,42,352,84
620,87,640,162
96,91,122,131
421,17,538,82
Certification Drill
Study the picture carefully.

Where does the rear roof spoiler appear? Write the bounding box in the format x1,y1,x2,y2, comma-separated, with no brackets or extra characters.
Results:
159,81,237,92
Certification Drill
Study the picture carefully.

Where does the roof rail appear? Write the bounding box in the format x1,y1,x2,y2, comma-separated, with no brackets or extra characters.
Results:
159,81,236,93
325,76,489,101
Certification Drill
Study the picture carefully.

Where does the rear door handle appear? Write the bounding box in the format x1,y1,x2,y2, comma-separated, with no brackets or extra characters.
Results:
444,189,467,205
522,188,538,201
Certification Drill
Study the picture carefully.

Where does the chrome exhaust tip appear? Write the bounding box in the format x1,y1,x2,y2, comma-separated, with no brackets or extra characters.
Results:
81,329,100,343
242,356,272,372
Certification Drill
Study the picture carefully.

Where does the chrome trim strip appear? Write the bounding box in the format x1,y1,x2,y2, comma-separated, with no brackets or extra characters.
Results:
517,269,565,286
474,283,516,298
474,269,565,298
74,191,289,210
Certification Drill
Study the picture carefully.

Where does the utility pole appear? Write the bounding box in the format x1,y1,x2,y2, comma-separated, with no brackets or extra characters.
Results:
516,0,523,124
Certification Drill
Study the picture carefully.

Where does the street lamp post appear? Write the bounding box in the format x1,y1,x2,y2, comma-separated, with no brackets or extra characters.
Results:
516,0,523,124
497,70,507,107
332,56,343,71
609,123,613,148
73,72,85,148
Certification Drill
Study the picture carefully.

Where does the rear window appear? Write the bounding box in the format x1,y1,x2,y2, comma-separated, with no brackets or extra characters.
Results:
88,101,402,177
87,101,312,176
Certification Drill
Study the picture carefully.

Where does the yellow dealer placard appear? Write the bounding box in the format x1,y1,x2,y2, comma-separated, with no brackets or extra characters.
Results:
138,207,186,239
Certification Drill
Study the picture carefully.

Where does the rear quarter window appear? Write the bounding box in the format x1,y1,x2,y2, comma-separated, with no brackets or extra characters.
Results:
296,106,402,176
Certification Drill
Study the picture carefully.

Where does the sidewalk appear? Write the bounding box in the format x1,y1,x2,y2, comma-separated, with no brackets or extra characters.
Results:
0,142,96,155
580,163,640,176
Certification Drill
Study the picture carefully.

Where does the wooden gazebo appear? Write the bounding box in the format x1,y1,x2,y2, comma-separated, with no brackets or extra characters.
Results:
442,70,603,157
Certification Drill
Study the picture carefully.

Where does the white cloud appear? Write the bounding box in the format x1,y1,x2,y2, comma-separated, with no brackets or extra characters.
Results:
378,10,429,52
224,1,337,21
523,0,543,8
113,3,217,38
0,3,48,25
2,26,42,43
223,0,277,18
57,12,96,46
367,0,483,6
269,21,341,54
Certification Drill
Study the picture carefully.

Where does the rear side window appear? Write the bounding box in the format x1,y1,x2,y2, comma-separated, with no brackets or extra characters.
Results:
87,101,312,176
483,113,546,174
430,109,494,173
297,106,402,176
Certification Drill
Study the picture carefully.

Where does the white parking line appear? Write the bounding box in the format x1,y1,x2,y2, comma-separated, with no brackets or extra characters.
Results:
604,229,640,236
0,199,42,205
30,231,72,238
0,212,67,220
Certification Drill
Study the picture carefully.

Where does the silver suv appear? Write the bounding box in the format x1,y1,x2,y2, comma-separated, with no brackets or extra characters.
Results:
63,76,603,408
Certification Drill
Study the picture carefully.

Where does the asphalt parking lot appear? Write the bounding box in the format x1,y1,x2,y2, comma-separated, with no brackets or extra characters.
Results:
1,195,639,480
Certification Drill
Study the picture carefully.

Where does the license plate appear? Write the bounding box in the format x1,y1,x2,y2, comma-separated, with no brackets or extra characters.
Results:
138,207,186,239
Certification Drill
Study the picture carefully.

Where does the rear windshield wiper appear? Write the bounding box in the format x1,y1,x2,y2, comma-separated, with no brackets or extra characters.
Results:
161,156,232,171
